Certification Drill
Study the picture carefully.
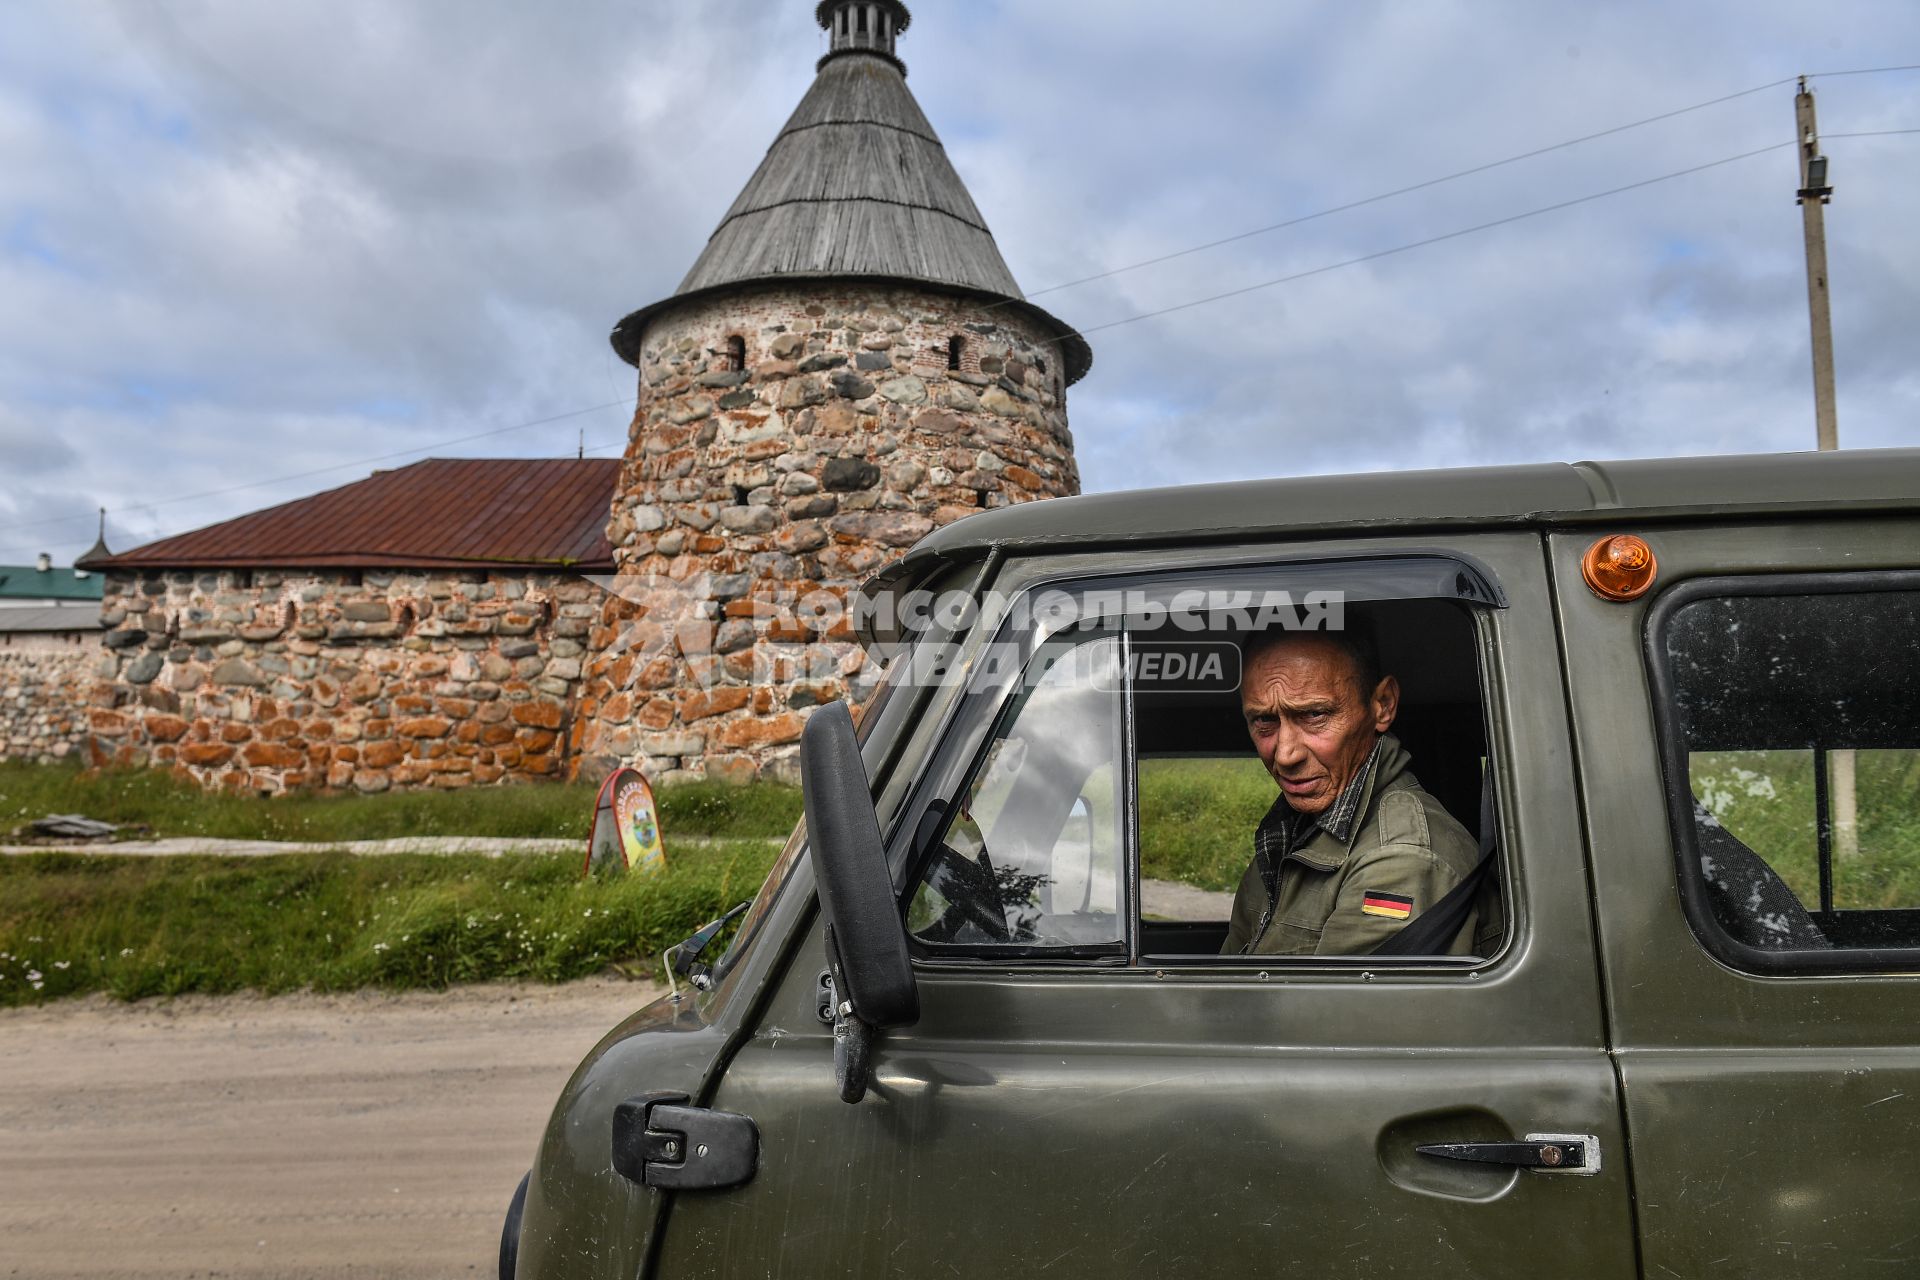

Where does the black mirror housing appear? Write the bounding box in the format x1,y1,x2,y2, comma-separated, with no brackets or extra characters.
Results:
801,700,919,1032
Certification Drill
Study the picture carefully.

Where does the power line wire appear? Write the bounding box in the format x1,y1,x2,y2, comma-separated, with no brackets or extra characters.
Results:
1017,78,1798,303
1013,64,1920,307
0,398,634,539
127,398,634,512
1066,140,1798,340
1826,127,1920,139
1809,63,1920,78
0,432,641,557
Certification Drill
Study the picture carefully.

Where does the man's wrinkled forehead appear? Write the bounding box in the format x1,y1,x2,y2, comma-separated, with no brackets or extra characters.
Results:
1239,633,1365,709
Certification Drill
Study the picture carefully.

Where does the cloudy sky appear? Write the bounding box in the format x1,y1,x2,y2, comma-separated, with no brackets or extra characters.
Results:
2,1,1917,566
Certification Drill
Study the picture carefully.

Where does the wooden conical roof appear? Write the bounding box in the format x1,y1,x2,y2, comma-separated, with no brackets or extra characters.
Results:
611,50,1091,384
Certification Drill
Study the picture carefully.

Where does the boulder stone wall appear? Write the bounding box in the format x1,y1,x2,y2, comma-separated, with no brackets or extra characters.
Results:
1,644,96,764
88,568,597,793
571,283,1079,784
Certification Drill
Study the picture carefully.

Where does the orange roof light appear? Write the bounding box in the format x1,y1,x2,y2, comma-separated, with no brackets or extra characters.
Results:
1581,534,1658,602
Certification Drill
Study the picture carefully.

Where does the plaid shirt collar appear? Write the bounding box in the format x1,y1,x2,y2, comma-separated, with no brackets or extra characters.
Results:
1253,736,1386,880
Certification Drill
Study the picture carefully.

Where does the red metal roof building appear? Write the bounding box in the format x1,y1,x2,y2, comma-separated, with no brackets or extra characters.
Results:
84,458,619,572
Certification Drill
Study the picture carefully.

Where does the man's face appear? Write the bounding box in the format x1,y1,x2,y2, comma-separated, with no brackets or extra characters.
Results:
1240,635,1399,816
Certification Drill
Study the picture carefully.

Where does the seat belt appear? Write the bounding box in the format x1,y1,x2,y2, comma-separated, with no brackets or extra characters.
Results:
1372,769,1498,957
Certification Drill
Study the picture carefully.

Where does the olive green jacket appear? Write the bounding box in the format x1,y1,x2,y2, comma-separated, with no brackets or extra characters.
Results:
1221,734,1485,956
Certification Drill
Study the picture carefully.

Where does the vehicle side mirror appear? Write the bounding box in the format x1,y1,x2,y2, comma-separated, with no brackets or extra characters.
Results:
800,700,919,1103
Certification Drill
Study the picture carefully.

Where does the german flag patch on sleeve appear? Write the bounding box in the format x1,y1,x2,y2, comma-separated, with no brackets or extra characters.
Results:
1361,891,1414,920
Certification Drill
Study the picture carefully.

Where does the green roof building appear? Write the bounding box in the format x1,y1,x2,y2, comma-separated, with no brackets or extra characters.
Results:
0,553,104,604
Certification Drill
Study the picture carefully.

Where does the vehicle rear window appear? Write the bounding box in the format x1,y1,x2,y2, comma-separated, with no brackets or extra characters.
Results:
1650,576,1920,972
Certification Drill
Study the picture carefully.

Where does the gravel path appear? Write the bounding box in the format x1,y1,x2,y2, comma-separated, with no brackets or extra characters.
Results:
0,979,658,1279
1140,878,1235,920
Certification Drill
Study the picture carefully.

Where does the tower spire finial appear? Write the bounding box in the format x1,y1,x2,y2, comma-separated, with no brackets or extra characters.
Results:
77,506,112,569
816,2,911,75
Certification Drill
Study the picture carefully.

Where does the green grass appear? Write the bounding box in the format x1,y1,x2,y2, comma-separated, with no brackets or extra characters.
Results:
0,840,781,1006
1694,749,1920,910
0,760,802,844
3,753,1264,892
1137,748,1916,907
15,738,1911,1008
1137,757,1272,891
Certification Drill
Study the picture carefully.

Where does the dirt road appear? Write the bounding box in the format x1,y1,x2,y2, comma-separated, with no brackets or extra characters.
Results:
0,979,660,1279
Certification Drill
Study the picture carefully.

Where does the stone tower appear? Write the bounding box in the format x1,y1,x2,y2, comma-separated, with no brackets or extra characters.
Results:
572,0,1091,784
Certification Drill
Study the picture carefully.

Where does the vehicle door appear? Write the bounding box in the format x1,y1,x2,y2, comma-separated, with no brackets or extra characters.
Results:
655,533,1637,1279
1555,516,1920,1277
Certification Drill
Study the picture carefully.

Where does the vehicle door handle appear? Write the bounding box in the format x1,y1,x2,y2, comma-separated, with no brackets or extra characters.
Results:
1416,1132,1600,1175
611,1091,759,1191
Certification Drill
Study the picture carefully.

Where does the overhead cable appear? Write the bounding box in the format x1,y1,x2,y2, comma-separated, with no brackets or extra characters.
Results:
1068,141,1799,339
0,398,634,539
1019,78,1799,302
1018,64,1920,304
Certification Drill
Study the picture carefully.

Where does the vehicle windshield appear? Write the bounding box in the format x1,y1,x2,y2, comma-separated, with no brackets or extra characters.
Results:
714,561,982,972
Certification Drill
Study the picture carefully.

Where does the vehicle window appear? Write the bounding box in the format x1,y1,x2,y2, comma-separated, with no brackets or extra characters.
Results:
1134,595,1496,961
1136,756,1271,922
718,561,983,977
906,635,1126,952
1655,581,1920,965
899,561,1506,964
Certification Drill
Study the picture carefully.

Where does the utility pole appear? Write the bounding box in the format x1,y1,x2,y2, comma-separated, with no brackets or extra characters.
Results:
1795,76,1838,451
1797,79,1858,858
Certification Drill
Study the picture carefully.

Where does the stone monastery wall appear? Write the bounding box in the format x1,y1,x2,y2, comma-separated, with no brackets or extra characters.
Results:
570,283,1078,783
71,285,1079,793
89,568,598,794
1,645,96,764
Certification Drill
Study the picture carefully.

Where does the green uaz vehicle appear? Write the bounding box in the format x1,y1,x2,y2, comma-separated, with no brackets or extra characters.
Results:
504,447,1920,1279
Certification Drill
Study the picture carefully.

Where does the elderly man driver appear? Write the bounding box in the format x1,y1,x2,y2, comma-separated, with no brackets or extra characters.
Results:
1222,623,1484,956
